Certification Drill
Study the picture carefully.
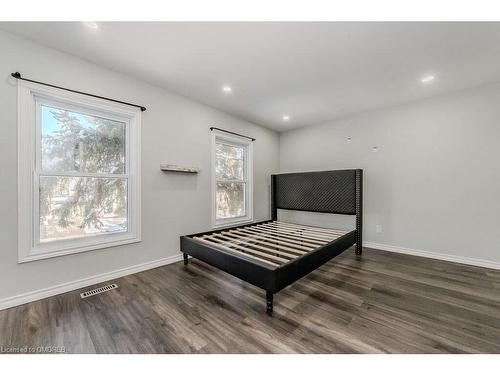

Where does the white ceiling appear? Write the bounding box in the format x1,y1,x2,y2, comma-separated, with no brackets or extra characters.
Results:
2,22,500,131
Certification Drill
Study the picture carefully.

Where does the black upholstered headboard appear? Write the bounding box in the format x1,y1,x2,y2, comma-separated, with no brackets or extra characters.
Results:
271,169,363,218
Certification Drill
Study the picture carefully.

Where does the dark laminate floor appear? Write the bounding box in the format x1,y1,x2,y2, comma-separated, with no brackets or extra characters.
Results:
1,247,500,353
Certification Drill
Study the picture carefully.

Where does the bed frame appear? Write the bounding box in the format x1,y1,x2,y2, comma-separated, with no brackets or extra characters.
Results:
180,169,363,314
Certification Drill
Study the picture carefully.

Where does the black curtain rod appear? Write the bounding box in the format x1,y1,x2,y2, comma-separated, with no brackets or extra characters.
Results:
210,127,255,141
11,72,147,112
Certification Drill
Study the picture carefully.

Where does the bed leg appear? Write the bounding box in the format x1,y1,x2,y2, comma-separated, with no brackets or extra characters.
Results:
183,253,189,265
266,291,273,315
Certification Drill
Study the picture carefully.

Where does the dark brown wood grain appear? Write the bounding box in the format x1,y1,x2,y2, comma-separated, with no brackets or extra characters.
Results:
1,247,499,353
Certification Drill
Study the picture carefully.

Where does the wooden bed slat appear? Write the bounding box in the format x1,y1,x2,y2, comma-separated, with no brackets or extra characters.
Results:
266,222,341,238
258,223,338,241
235,227,317,250
194,237,279,266
207,234,294,262
213,233,298,260
265,222,342,240
245,226,326,245
274,222,347,236
273,221,348,236
257,224,335,242
227,229,307,255
195,237,286,266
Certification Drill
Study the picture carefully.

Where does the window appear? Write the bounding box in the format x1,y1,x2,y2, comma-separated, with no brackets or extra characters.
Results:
18,81,141,262
212,131,253,227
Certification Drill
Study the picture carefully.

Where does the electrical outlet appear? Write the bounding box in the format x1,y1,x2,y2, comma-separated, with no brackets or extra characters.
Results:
375,224,382,233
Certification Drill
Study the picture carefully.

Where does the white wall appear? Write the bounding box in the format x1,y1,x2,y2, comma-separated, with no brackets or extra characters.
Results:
0,30,279,305
280,82,500,266
3,28,500,308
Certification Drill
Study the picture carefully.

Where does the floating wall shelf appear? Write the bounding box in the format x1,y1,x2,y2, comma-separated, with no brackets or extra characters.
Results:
160,164,200,174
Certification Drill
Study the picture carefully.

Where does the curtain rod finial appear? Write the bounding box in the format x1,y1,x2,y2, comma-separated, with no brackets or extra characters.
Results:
11,72,21,79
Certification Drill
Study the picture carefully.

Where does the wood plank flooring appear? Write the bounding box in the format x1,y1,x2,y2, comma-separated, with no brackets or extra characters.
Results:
1,247,500,353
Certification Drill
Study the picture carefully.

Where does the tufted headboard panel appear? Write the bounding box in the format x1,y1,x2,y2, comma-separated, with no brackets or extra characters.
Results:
271,169,362,217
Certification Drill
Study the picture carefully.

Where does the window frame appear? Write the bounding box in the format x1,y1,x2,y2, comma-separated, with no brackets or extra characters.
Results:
211,131,253,228
17,80,141,263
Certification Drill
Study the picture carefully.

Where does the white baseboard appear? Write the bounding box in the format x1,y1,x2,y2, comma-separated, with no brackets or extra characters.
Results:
364,241,500,271
3,243,499,311
0,253,184,311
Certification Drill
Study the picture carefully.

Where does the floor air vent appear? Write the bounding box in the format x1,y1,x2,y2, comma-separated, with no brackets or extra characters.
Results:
80,284,118,299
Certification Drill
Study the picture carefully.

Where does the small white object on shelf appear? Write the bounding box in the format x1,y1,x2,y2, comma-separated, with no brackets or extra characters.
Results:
160,163,200,173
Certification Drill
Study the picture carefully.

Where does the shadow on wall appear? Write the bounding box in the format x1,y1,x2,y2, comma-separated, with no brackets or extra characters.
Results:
155,170,200,191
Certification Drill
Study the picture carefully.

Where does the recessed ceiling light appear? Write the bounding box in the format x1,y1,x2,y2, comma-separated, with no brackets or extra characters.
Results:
282,115,290,121
420,75,436,84
82,21,99,30
222,86,232,93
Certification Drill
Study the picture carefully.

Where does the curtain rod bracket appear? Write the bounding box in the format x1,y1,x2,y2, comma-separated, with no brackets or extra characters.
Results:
210,127,256,142
11,72,147,112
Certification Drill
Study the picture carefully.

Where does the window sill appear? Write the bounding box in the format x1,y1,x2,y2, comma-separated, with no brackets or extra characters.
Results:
18,234,141,263
213,217,254,230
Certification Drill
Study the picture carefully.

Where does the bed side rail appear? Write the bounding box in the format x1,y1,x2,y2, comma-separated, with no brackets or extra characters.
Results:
273,230,356,292
181,236,276,291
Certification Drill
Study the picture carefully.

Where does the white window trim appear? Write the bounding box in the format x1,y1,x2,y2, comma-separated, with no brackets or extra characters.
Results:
17,80,141,263
211,130,253,229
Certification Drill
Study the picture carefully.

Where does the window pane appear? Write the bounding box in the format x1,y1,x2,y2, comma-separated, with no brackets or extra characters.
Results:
39,176,127,242
41,105,126,174
215,143,244,180
216,182,245,219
